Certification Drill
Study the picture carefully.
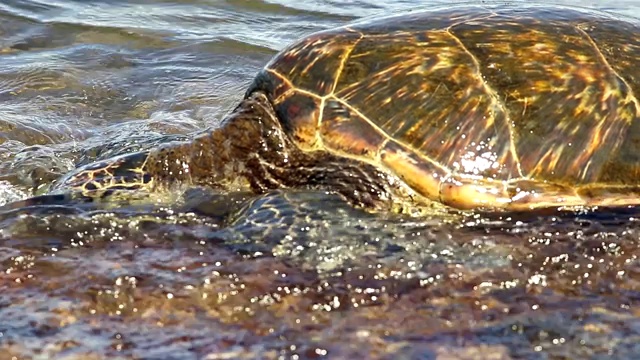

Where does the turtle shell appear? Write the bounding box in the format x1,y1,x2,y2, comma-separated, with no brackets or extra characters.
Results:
247,5,640,210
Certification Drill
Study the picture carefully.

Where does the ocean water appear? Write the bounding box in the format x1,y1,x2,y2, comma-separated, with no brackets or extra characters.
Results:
1,0,640,358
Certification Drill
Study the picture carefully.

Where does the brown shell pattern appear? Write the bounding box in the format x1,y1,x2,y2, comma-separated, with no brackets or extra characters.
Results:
248,5,640,209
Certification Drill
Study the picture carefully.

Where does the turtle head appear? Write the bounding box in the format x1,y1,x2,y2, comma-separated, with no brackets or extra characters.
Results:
50,150,154,197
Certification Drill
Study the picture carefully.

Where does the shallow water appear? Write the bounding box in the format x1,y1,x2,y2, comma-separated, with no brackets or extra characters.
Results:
1,0,640,359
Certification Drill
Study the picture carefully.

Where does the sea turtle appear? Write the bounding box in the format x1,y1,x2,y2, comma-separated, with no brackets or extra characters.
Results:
7,4,640,213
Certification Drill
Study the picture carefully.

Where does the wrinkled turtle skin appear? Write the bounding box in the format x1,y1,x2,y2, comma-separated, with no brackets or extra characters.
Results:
9,4,640,212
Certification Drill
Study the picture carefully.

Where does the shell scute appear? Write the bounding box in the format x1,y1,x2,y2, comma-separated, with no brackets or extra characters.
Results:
320,99,386,158
380,141,447,203
264,29,363,96
449,16,640,184
249,5,640,209
334,29,519,181
273,91,322,150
